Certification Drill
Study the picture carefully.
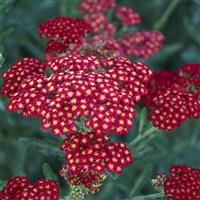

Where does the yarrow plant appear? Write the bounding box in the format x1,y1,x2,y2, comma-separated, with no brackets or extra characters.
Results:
1,0,200,200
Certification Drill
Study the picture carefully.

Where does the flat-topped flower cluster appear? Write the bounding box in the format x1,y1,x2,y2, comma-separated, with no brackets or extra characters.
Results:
143,64,200,130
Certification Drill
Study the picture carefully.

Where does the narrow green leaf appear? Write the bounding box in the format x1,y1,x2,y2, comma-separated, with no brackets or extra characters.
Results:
154,0,179,30
19,137,64,159
133,146,154,159
42,162,59,182
129,164,153,197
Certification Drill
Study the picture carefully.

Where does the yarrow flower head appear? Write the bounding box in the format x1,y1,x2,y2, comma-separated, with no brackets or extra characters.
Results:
118,31,165,58
0,176,59,200
115,6,141,26
147,89,200,131
143,64,200,131
2,55,152,136
60,131,132,191
163,164,200,200
38,16,90,60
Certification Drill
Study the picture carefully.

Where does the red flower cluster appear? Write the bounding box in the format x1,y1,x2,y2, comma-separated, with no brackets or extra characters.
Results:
0,176,59,200
60,131,132,190
61,132,133,174
38,16,90,59
37,7,164,60
39,16,90,44
79,0,116,13
78,1,164,59
118,31,164,58
116,6,141,25
1,57,46,98
164,165,200,200
144,64,200,131
2,55,152,136
148,89,200,130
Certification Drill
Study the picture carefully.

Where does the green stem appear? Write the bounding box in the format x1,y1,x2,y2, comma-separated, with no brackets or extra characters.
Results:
138,108,147,134
129,164,153,197
154,0,180,30
130,127,158,146
128,193,165,200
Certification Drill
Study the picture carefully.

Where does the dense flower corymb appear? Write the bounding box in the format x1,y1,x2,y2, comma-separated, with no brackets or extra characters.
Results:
119,31,164,58
60,131,132,191
39,16,90,44
2,55,152,136
148,89,200,130
143,64,200,131
164,165,200,200
61,132,133,174
0,176,59,200
38,16,90,59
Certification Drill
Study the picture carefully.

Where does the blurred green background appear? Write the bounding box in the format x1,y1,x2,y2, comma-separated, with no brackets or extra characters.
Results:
0,0,200,199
